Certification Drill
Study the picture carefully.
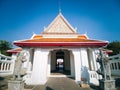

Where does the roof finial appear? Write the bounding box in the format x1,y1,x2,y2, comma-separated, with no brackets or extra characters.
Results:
58,0,61,14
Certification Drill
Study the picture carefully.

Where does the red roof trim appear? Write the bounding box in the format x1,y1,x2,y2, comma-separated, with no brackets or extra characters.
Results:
14,42,108,47
7,48,22,54
7,51,19,54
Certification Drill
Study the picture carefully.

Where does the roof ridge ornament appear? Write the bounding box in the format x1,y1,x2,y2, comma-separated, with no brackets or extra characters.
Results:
58,0,62,14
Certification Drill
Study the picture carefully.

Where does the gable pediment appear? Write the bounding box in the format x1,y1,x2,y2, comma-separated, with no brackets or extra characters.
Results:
43,13,76,34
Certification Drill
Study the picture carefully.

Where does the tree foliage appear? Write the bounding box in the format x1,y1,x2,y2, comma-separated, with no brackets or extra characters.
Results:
106,41,120,56
0,40,12,56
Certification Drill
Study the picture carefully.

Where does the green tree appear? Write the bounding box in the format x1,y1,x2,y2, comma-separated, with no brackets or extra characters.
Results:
0,40,12,56
106,41,120,56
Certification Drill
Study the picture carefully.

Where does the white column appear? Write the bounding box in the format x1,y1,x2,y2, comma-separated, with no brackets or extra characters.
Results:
27,48,34,71
80,48,89,68
47,52,51,77
31,48,49,85
72,49,81,84
92,49,98,71
88,48,95,70
70,51,75,77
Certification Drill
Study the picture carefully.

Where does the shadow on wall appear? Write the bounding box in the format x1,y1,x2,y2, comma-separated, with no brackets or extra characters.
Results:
81,66,90,84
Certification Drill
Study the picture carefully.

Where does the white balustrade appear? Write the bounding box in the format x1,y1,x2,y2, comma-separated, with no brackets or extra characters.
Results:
109,54,120,76
0,53,14,76
88,54,120,86
88,71,100,86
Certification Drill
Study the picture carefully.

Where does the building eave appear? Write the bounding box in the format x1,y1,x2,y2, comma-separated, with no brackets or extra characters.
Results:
7,48,22,54
14,42,108,47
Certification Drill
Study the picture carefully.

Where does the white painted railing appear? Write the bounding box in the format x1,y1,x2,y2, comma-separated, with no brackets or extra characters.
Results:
88,71,100,86
109,54,120,76
88,54,120,86
0,53,14,76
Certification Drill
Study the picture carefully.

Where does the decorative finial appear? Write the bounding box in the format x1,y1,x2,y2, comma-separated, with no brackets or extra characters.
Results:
33,32,35,35
58,0,62,13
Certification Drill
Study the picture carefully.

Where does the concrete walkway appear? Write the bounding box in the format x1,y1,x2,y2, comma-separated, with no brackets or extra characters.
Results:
0,76,92,90
1,76,120,90
32,77,92,90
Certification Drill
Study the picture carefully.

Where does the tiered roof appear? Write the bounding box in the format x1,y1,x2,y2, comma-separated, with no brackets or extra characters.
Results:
11,13,108,50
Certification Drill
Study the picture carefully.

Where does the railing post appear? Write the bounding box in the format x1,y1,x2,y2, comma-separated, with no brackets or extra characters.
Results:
1,63,4,70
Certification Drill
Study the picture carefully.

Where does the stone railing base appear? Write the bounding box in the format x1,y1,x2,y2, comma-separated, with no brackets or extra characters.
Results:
99,79,116,90
8,80,24,90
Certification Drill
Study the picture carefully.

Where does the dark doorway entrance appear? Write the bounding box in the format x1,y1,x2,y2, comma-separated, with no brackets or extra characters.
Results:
51,49,71,75
56,50,64,72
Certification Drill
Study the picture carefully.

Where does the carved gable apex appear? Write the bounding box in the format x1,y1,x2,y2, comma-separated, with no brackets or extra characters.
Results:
43,13,77,34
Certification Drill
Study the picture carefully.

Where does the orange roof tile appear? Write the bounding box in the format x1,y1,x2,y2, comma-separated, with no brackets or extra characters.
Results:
14,37,108,47
18,38,100,43
77,35,87,39
33,35,43,39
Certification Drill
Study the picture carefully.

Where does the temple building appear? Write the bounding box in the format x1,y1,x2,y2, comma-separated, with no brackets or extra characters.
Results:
8,12,108,85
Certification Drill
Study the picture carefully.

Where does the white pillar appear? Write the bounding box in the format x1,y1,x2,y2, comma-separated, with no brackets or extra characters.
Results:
72,49,81,84
47,52,51,77
92,49,98,71
80,48,89,68
70,51,75,77
31,48,49,85
28,48,34,71
88,48,95,70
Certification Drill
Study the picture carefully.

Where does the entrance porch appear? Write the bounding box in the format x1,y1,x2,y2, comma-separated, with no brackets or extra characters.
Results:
23,47,100,85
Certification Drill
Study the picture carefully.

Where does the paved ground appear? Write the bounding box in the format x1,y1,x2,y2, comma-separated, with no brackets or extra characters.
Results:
32,77,92,90
0,76,10,90
0,76,120,90
0,76,93,90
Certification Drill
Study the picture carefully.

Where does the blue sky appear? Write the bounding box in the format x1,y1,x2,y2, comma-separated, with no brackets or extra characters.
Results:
0,0,120,46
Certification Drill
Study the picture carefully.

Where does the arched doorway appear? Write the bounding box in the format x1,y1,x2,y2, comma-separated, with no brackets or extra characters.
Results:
50,49,71,75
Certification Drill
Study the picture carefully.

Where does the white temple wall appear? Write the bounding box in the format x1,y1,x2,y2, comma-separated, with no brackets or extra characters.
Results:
80,48,89,68
31,48,49,85
87,48,95,70
28,48,34,71
87,48,100,71
92,48,98,71
72,49,81,84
